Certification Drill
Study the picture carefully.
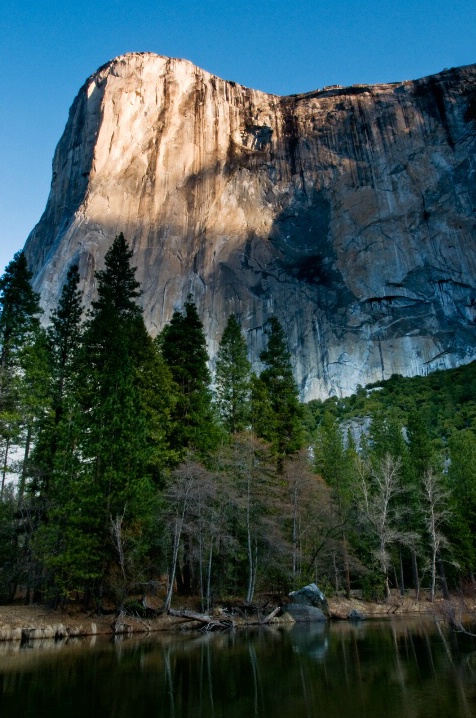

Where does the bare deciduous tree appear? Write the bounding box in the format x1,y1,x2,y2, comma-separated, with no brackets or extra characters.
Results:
356,454,415,598
218,432,284,604
163,459,208,611
421,469,452,602
283,450,344,587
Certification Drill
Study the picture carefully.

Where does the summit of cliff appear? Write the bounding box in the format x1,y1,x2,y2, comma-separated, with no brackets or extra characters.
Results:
24,54,476,399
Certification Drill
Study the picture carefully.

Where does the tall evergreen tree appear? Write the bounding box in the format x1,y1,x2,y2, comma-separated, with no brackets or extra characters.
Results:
369,411,408,464
407,412,436,478
255,316,303,465
314,411,355,596
447,429,476,579
35,235,174,602
215,315,251,434
29,265,83,498
0,252,43,497
48,264,83,419
0,251,42,381
161,297,218,455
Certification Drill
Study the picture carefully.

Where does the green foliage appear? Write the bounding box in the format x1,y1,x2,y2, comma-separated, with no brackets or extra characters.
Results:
306,362,476,442
250,373,276,443
0,490,19,602
447,429,476,575
28,264,84,498
33,235,174,601
161,297,219,455
215,315,251,433
256,317,304,464
0,251,42,375
315,412,352,497
5,235,476,605
0,251,44,498
48,264,83,408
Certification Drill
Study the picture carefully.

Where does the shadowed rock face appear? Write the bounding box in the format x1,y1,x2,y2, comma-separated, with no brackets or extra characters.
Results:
24,53,476,399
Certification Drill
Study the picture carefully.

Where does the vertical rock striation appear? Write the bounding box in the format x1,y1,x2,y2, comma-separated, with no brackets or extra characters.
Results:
25,53,476,399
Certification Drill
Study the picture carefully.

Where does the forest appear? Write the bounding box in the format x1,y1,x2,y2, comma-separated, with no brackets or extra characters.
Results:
0,234,475,611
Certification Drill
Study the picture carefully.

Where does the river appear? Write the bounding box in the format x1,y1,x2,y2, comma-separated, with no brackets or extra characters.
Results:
0,618,475,718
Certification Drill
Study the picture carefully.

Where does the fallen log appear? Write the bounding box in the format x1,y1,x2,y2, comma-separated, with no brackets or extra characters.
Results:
167,609,234,631
261,606,281,624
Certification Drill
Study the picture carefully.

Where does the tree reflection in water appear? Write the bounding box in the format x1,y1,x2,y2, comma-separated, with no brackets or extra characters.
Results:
0,619,475,718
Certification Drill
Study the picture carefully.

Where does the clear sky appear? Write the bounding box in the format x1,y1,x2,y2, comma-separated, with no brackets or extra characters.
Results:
1,0,475,273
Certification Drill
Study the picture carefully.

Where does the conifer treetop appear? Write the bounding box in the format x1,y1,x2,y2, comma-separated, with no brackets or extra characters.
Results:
92,233,141,314
0,250,42,368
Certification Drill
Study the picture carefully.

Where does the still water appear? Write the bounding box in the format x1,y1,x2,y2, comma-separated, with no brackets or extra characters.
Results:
0,618,475,718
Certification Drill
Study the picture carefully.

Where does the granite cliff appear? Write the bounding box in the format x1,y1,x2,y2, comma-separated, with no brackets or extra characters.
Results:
24,53,476,399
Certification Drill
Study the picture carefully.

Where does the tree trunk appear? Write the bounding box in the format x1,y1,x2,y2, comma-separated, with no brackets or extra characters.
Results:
206,538,214,613
438,557,449,599
18,423,32,501
246,485,254,604
168,609,233,630
333,553,339,594
164,511,185,612
399,546,405,597
411,550,420,600
292,489,298,579
198,532,204,612
180,534,192,596
430,549,437,602
343,535,351,599
1,436,10,499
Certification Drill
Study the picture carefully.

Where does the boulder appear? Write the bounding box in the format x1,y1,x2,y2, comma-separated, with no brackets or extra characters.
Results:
289,583,330,617
282,605,328,622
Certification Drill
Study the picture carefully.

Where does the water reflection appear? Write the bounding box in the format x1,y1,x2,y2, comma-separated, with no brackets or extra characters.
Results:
0,619,475,718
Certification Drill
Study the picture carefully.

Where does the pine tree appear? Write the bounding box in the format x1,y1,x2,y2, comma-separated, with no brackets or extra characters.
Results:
369,411,408,464
447,429,476,579
215,315,251,434
314,411,355,596
48,264,83,418
28,265,83,498
256,316,303,465
0,251,42,381
0,252,43,497
81,235,169,567
160,297,218,455
407,411,436,478
36,235,173,603
250,373,276,443
16,328,51,500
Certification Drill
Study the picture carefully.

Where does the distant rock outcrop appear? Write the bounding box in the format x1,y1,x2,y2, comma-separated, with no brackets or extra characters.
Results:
24,53,476,399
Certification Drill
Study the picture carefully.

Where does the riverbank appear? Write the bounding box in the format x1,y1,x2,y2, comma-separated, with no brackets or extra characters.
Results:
0,592,471,641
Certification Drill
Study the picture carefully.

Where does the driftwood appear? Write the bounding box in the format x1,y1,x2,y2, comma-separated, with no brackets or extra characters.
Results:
386,602,400,614
261,606,281,624
111,610,131,634
168,609,234,631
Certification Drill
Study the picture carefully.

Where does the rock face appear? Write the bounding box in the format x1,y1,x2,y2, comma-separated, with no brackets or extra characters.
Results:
24,53,476,399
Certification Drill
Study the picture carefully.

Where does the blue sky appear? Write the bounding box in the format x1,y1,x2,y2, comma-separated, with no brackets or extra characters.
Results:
1,0,475,273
